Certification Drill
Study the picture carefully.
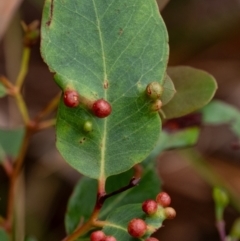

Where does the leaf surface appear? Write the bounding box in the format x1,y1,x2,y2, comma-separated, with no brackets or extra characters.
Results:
202,100,240,137
24,237,37,241
0,229,9,241
0,128,24,162
161,74,176,106
41,0,169,179
162,66,217,119
102,203,166,241
0,83,7,97
144,127,199,165
65,163,160,234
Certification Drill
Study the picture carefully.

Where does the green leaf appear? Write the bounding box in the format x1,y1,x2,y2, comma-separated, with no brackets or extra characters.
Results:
41,0,169,179
65,164,161,234
202,100,240,137
158,127,200,152
144,127,200,164
213,187,229,221
162,66,217,119
0,83,7,98
65,177,97,234
161,74,176,106
102,203,166,241
230,218,240,239
0,128,25,162
101,163,161,219
0,229,9,241
24,237,37,241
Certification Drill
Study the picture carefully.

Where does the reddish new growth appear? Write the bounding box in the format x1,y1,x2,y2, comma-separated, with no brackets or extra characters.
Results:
156,192,171,207
145,238,159,241
63,90,80,108
90,230,106,241
142,199,158,215
128,218,147,238
92,99,112,118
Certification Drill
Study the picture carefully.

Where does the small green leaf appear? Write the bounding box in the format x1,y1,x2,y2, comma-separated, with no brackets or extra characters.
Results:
230,218,240,239
213,187,229,221
202,100,240,137
65,164,161,234
162,66,217,119
145,127,200,163
24,237,37,241
41,0,169,179
0,83,7,98
161,74,176,106
65,177,97,234
102,203,165,240
158,127,200,151
0,128,25,162
0,228,9,241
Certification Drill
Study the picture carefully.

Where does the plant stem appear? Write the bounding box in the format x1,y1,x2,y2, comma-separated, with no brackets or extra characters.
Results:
15,47,30,89
2,158,13,177
6,128,32,231
99,177,140,204
62,171,142,241
181,149,240,212
37,119,56,130
62,179,106,241
34,92,61,121
216,220,226,241
0,76,15,90
14,92,30,125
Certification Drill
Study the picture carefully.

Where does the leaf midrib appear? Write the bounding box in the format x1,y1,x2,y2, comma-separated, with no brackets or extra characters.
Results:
92,0,108,180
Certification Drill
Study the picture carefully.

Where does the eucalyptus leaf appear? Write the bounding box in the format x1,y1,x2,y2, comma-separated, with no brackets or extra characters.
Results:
161,74,176,106
144,127,200,164
65,163,161,234
162,66,217,119
158,127,200,152
0,228,9,241
0,128,25,162
65,177,97,234
202,100,240,137
41,0,169,179
0,83,7,98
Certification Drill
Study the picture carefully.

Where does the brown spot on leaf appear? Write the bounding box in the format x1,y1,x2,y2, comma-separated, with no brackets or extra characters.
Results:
46,0,54,26
104,80,109,89
119,28,123,35
79,137,86,144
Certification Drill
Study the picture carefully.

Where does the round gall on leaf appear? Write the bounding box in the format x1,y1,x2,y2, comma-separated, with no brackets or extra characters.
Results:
92,99,112,118
90,230,106,241
156,192,171,207
63,90,80,108
83,121,93,132
128,218,147,238
145,238,159,241
151,99,162,111
164,207,176,219
146,82,164,100
104,236,117,241
142,199,158,215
